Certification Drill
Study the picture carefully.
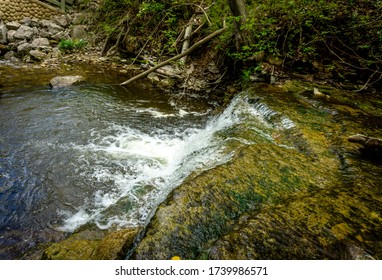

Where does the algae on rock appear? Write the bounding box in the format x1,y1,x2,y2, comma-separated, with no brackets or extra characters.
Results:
132,83,382,260
43,228,139,260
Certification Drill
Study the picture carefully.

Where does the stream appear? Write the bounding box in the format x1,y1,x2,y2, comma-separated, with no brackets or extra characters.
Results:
1,63,382,259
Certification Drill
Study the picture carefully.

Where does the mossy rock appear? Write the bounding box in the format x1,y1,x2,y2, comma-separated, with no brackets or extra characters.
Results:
132,82,382,260
43,228,139,260
132,142,338,260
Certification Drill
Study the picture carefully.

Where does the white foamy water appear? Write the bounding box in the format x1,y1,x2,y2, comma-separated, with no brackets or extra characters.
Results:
58,93,296,232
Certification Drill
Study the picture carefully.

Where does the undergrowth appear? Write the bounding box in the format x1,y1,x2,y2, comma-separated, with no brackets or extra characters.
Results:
87,0,382,87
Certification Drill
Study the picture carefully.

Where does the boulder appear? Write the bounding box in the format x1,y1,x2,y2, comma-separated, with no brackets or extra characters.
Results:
14,25,35,40
31,37,50,49
30,18,40,28
71,13,84,25
48,23,64,35
50,76,85,88
41,20,64,35
5,21,20,31
17,42,32,53
53,15,69,28
39,29,52,39
6,30,16,43
51,30,70,41
30,49,47,61
0,21,7,44
50,47,62,59
72,25,87,40
4,51,20,63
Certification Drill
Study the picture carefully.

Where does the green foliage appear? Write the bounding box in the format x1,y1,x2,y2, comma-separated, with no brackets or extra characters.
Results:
137,1,165,18
225,0,382,84
58,39,87,53
93,0,381,86
162,30,178,54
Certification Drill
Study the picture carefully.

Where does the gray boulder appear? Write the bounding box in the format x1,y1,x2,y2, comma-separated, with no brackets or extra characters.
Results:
51,30,70,41
50,76,85,88
4,51,20,63
50,47,62,59
30,50,47,61
48,23,64,35
5,21,21,31
72,25,87,40
0,21,7,44
31,38,50,49
41,20,64,35
53,15,69,28
6,30,16,43
30,18,40,28
17,42,32,53
14,25,35,40
39,29,52,39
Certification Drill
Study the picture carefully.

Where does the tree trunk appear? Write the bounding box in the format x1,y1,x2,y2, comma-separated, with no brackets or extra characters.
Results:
180,23,193,64
227,0,248,50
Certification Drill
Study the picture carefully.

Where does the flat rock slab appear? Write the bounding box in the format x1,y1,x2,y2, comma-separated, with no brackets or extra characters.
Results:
50,75,85,88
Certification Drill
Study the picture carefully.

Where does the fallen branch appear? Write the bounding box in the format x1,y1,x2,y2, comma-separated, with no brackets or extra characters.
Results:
120,24,228,86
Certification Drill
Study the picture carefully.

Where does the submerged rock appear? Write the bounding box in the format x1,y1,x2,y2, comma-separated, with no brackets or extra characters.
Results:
50,75,85,88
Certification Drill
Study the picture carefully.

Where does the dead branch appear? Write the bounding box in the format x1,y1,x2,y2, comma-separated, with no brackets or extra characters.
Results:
120,24,228,86
355,71,382,92
192,3,212,26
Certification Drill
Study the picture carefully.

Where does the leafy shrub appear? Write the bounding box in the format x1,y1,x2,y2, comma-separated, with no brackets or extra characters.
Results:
58,39,87,53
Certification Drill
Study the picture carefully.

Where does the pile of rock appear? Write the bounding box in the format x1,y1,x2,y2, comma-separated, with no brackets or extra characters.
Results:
0,14,88,63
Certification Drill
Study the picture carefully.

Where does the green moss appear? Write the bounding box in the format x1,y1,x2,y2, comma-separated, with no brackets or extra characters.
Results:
132,82,382,260
42,228,139,260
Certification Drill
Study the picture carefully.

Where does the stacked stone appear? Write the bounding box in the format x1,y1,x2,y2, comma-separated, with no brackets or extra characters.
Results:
0,14,74,62
0,0,60,23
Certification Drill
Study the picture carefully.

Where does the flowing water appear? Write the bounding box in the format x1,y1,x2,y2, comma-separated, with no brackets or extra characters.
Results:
1,63,382,259
0,63,229,258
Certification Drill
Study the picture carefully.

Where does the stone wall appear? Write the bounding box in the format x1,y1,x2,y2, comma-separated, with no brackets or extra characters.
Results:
0,0,62,23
